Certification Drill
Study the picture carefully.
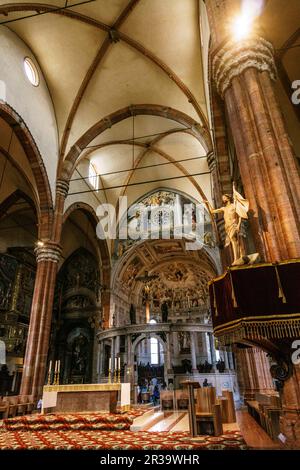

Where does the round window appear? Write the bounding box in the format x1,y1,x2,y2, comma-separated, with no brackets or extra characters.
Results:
24,57,39,87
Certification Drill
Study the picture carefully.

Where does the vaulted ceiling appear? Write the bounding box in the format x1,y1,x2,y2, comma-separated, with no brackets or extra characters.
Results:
0,0,299,214
0,0,213,210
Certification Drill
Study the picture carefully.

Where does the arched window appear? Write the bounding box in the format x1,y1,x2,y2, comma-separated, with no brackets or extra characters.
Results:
150,337,159,365
89,162,98,189
24,57,39,87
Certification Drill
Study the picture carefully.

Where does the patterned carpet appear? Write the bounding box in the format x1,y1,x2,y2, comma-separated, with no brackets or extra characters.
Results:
0,428,247,450
0,413,137,432
0,410,248,450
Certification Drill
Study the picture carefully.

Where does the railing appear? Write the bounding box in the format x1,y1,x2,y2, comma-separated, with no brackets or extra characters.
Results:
97,322,213,340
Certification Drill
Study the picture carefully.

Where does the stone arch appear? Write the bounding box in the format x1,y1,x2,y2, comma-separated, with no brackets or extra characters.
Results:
132,332,166,353
0,103,53,238
60,104,212,180
62,203,111,328
0,189,36,221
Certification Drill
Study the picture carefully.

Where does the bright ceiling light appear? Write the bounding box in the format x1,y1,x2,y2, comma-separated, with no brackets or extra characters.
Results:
232,13,253,41
231,0,264,42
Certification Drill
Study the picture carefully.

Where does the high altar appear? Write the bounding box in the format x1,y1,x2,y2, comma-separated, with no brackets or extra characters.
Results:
42,383,131,414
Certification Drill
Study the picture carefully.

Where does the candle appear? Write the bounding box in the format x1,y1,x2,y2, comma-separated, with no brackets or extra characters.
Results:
54,360,58,373
49,360,52,374
118,357,121,370
109,357,111,370
57,360,60,373
115,358,117,370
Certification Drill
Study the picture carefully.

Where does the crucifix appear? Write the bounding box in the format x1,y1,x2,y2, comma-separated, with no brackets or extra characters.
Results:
135,270,159,323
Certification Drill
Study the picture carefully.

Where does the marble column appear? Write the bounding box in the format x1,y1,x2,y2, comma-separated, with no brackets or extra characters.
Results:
206,0,300,261
111,337,115,372
173,332,179,357
20,242,61,397
208,332,216,369
174,194,182,237
190,332,198,373
126,334,134,384
165,333,172,373
223,349,229,370
115,335,120,356
98,341,105,378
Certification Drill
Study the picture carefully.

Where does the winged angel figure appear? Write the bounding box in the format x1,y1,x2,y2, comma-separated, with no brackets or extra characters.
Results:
207,184,249,265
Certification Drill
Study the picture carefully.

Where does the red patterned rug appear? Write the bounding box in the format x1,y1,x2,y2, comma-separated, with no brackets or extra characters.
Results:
0,429,247,450
0,412,138,432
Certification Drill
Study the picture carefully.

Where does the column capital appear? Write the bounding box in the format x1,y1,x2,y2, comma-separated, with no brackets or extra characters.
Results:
34,241,62,263
56,179,70,198
212,36,277,97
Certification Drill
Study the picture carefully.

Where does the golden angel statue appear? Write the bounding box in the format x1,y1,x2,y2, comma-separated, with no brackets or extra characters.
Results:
207,183,250,265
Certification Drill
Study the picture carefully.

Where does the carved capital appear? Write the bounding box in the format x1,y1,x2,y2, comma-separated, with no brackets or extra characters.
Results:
212,36,277,97
35,242,62,263
56,179,69,198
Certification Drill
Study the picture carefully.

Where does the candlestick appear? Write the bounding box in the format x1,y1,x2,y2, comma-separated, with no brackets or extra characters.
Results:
117,358,121,384
47,360,52,385
114,359,117,383
56,360,60,385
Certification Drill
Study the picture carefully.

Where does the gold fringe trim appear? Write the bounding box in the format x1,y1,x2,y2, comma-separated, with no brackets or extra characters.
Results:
230,271,238,308
214,318,300,345
213,312,300,331
213,284,218,317
275,265,287,303
208,258,300,285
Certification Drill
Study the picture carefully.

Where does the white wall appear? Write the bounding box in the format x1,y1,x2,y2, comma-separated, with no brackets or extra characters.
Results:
0,27,58,198
199,0,212,130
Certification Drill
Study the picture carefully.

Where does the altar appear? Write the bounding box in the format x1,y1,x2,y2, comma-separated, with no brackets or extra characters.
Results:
42,383,131,414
